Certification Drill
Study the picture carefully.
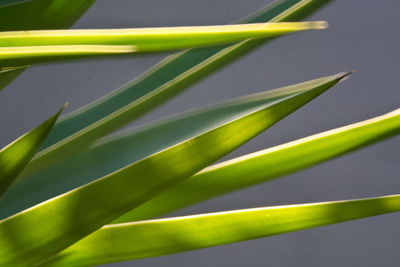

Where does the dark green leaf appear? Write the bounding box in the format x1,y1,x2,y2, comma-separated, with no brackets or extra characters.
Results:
0,0,96,31
0,0,31,8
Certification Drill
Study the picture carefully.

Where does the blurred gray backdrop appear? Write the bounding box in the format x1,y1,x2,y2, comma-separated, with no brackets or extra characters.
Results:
1,0,399,266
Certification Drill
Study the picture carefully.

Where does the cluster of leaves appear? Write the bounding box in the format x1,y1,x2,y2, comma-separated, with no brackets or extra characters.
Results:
0,0,399,266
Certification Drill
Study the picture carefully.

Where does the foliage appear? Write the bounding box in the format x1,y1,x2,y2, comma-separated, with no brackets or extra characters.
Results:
0,0,398,266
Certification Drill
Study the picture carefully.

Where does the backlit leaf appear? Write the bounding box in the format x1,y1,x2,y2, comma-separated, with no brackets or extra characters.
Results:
47,194,400,266
0,72,345,266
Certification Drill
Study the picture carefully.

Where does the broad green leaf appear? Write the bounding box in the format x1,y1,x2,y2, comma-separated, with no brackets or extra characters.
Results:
0,22,326,67
0,66,28,91
0,72,344,266
40,0,333,152
0,73,348,220
0,0,96,91
0,106,63,198
46,194,400,266
116,108,400,222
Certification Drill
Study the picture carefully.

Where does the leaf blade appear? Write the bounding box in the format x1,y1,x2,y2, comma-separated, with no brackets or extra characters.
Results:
0,0,96,91
0,66,28,91
0,73,347,220
0,22,326,67
0,0,96,31
16,20,329,180
0,72,344,266
0,0,31,8
47,194,400,266
39,0,334,155
0,106,63,198
115,108,400,222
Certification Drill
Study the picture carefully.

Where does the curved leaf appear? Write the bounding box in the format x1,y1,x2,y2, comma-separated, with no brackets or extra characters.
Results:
40,0,333,151
0,73,348,220
116,108,400,222
46,194,400,266
0,105,63,198
0,72,344,266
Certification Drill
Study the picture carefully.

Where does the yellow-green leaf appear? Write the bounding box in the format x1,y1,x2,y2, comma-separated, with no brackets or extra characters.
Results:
41,0,334,152
0,106,63,198
46,194,400,266
0,73,348,220
0,0,96,91
15,20,328,180
0,72,345,266
0,22,326,67
116,108,400,222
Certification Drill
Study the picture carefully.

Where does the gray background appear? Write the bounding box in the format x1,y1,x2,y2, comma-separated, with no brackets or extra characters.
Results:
1,0,399,266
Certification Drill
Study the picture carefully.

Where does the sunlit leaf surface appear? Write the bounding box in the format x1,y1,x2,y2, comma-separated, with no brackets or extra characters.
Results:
0,73,348,220
0,0,96,91
47,194,400,266
0,72,345,266
15,20,329,181
40,0,334,151
0,106,63,198
0,22,325,67
116,108,400,222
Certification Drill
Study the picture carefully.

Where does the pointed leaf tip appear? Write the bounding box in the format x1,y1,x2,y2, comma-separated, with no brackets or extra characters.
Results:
0,105,63,198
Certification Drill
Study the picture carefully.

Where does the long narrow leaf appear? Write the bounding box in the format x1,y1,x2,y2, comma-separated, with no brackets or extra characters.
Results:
0,72,345,266
40,0,333,152
116,108,400,222
0,73,348,220
0,22,325,67
0,106,63,198
46,194,400,266
16,21,330,180
0,0,96,91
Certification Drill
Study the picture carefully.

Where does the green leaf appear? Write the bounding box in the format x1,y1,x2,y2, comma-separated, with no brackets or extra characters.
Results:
0,105,63,198
115,108,400,222
45,194,400,267
0,73,348,220
15,21,330,181
0,72,344,266
0,66,28,91
0,0,96,91
0,0,31,8
0,0,96,31
0,22,326,67
40,0,334,152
